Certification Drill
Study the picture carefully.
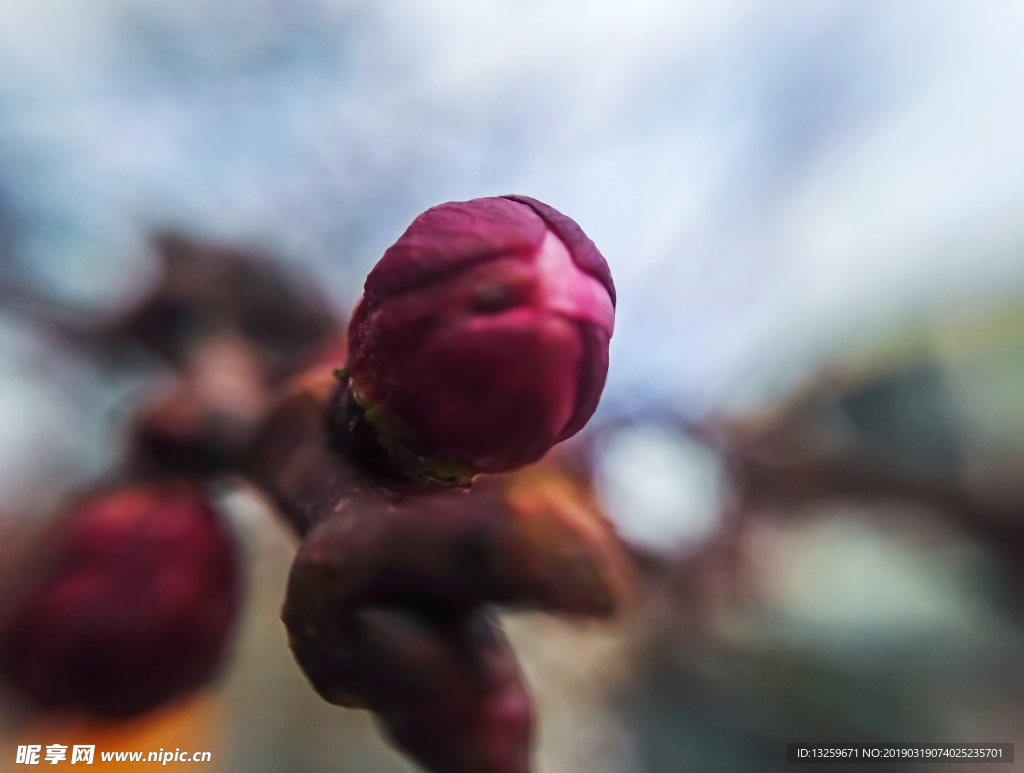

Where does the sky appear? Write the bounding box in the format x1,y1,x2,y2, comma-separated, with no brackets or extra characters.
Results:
1,0,1024,502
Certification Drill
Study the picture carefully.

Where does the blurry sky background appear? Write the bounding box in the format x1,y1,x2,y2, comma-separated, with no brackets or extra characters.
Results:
2,0,1024,405
0,0,1022,519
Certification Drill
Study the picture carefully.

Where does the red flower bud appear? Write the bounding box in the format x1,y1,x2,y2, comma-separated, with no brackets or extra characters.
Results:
355,608,532,773
287,605,532,773
0,483,239,718
344,196,615,485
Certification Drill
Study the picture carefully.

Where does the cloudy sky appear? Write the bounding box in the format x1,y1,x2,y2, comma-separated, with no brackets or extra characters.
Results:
1,0,1024,498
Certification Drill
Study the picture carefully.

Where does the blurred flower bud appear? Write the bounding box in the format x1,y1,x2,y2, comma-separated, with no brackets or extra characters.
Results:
131,333,271,475
354,608,532,773
286,602,531,773
343,195,615,485
0,482,239,718
277,462,630,773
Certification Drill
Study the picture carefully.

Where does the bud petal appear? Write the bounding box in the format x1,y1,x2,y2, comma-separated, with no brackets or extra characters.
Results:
500,194,615,308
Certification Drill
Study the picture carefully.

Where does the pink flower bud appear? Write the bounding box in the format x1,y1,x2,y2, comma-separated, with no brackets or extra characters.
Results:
0,483,239,718
344,196,615,484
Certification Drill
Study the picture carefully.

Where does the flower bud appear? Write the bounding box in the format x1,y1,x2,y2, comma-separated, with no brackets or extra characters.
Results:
287,605,532,773
355,608,532,773
344,196,615,485
0,482,239,718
